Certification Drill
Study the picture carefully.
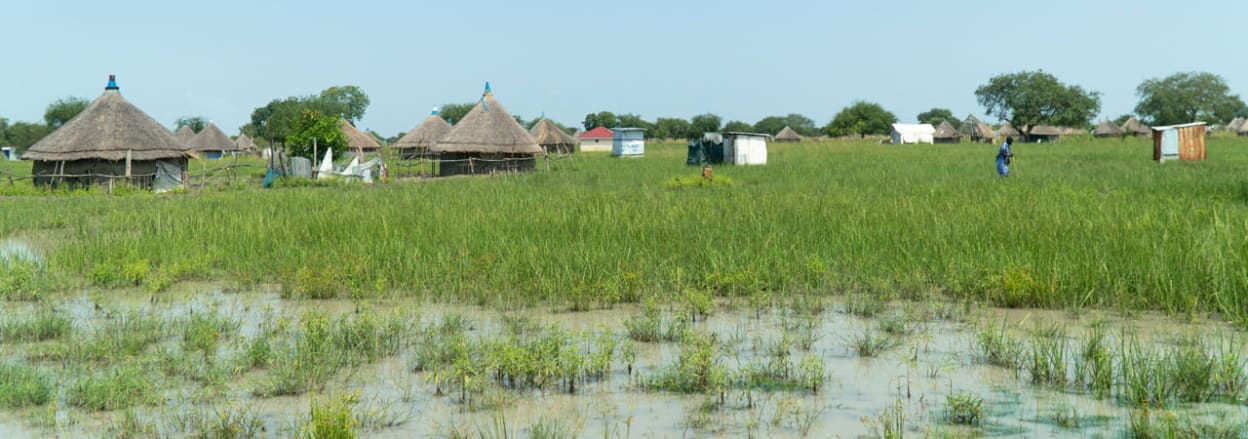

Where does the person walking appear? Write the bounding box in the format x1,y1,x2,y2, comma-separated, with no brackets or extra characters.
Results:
996,136,1014,177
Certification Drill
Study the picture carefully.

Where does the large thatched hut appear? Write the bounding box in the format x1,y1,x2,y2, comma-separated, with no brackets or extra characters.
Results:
393,110,452,159
175,125,196,147
187,122,237,159
933,121,960,144
1121,117,1150,137
774,126,803,142
1093,120,1123,138
340,118,382,155
23,75,189,189
430,83,542,176
529,118,578,154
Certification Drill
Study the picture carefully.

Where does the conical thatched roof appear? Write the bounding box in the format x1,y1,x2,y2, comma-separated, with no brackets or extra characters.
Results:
775,126,803,142
933,121,960,139
175,125,196,146
958,115,994,139
188,122,237,152
1029,125,1061,136
393,112,452,151
235,134,257,151
432,89,541,154
1227,117,1245,132
1238,120,1248,134
529,118,578,147
1121,117,1150,135
340,118,381,151
996,122,1020,137
24,76,189,161
1093,120,1123,136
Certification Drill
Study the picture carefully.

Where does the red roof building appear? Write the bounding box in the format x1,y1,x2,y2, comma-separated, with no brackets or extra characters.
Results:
577,127,613,151
577,127,614,139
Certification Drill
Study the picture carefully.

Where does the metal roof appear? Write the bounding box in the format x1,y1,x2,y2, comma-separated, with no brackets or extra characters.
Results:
1151,122,1206,130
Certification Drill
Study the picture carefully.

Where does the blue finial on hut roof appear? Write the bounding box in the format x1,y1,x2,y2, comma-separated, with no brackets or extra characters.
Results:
484,81,491,94
431,107,439,116
105,74,119,91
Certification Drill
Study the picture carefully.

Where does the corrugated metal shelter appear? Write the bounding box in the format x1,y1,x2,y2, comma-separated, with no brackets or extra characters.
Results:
722,132,768,165
1121,117,1150,137
889,124,935,144
577,127,613,152
1152,122,1206,162
1093,120,1123,138
933,121,960,143
612,128,645,157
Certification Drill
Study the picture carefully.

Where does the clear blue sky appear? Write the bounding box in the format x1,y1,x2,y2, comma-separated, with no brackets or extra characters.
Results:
2,0,1244,136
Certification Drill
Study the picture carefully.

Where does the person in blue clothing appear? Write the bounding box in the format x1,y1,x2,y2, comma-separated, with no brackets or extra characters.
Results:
996,136,1014,176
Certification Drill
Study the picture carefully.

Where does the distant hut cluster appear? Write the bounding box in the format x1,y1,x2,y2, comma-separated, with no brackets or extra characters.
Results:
22,75,189,190
429,83,542,176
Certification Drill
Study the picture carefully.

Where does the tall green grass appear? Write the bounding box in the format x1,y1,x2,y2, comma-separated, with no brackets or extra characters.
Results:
3,139,1248,320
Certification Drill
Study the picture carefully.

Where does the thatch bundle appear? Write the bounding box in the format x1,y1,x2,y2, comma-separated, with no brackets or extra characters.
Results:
529,118,578,153
393,112,451,153
340,118,382,152
23,79,188,162
1093,120,1123,137
432,92,541,154
188,122,238,152
774,126,803,142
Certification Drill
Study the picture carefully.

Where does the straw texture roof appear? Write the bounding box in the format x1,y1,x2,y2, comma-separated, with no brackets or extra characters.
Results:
996,122,1021,136
235,134,257,151
933,121,960,139
188,122,238,152
432,92,541,154
1227,117,1245,132
529,118,578,147
23,85,188,162
1093,120,1123,136
175,125,196,146
1029,125,1061,136
774,126,803,141
340,119,381,151
1238,120,1248,134
393,114,452,151
1121,117,1150,135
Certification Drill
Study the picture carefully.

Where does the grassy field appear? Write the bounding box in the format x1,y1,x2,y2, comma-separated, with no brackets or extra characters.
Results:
2,136,1248,321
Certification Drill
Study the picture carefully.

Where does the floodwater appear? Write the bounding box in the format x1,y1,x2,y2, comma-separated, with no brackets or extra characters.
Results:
0,284,1245,438
0,238,41,265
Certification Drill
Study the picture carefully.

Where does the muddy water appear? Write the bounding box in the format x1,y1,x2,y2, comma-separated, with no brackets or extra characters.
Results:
0,285,1245,438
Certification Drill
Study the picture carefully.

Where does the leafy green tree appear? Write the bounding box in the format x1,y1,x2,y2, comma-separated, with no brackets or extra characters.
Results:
784,114,819,136
753,116,787,136
44,97,89,129
245,97,303,146
917,108,960,129
689,113,722,135
823,101,897,138
616,113,651,131
1134,72,1247,125
582,111,618,130
975,70,1101,136
285,110,347,159
723,120,752,132
1113,114,1133,126
174,116,207,133
653,117,691,139
439,103,475,125
0,121,53,152
318,86,370,123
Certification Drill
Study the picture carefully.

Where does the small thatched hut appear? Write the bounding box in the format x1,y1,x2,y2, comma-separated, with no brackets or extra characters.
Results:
774,126,803,142
1093,120,1123,138
431,83,542,176
529,118,578,154
234,134,257,152
175,125,196,147
23,75,189,189
959,115,995,143
1237,121,1248,137
1028,125,1061,143
933,121,960,144
187,122,237,159
996,122,1021,139
1121,117,1150,137
393,110,452,159
340,118,382,155
1227,117,1245,133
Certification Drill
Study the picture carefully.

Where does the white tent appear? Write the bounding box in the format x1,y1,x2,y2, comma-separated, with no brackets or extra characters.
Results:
722,132,768,165
889,124,936,144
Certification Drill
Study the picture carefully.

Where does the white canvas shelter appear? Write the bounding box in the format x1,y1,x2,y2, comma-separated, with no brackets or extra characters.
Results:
612,128,645,157
890,124,935,144
722,132,768,165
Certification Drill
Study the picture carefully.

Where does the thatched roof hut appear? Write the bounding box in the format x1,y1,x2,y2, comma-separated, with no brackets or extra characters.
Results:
933,121,960,143
235,133,257,151
1227,117,1245,133
1093,120,1123,137
1238,121,1248,137
23,75,189,189
959,115,994,143
529,118,578,154
175,125,196,147
1028,125,1062,142
1121,117,1150,137
431,83,541,176
996,122,1021,138
187,122,237,159
774,126,803,142
393,110,452,159
340,118,381,153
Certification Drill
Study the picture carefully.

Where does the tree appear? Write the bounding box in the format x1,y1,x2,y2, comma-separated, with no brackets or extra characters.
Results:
44,97,89,129
175,116,207,133
0,121,53,152
917,108,960,129
1134,72,1247,126
616,113,651,130
975,70,1101,136
653,117,691,139
723,120,752,132
1113,114,1133,126
285,110,347,159
823,101,897,138
318,86,370,123
439,103,475,125
689,113,722,135
752,116,787,136
245,97,303,146
582,111,618,130
784,114,819,136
